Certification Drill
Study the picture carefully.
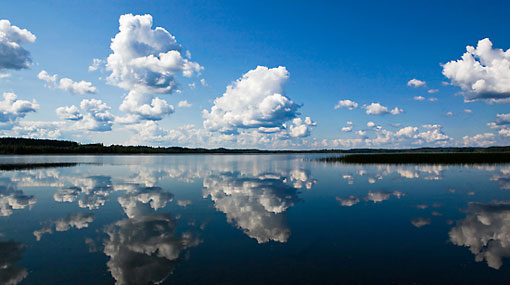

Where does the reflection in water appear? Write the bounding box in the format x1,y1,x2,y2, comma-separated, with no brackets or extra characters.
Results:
33,212,95,241
336,195,360,207
490,167,510,190
0,181,36,216
0,241,27,285
411,217,431,228
203,172,301,243
103,214,201,285
115,185,174,219
449,202,510,269
365,190,404,203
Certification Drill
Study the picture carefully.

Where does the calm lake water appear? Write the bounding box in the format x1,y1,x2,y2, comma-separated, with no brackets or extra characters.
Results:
1,154,510,284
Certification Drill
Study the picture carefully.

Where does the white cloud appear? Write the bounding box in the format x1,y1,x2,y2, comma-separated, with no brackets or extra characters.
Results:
395,126,418,137
446,111,454,117
88,58,105,72
0,92,38,125
464,109,473,114
367,121,375,128
0,19,36,70
56,105,83,121
57,99,115,132
407,78,426,88
0,73,10,78
341,122,353,132
428,89,438,94
200,78,207,86
463,133,496,146
38,70,96,94
334,99,358,110
203,66,300,134
287,117,316,138
415,127,451,144
177,100,192,108
496,113,510,125
442,38,510,102
106,14,201,122
364,102,403,115
413,96,425,101
428,97,438,102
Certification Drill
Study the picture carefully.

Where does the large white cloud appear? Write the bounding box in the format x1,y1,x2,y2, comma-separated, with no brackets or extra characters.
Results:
442,38,510,102
449,202,510,269
0,92,38,126
38,70,96,94
203,66,300,134
0,19,36,70
106,14,201,121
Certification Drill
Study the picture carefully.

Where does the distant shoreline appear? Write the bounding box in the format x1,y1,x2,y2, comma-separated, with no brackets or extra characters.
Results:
0,137,509,155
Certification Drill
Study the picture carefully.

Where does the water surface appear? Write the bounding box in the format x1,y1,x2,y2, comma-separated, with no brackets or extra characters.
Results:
0,154,509,284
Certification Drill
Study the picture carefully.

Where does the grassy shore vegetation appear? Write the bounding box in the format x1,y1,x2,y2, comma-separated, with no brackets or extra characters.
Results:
0,162,80,171
317,152,510,164
0,137,509,155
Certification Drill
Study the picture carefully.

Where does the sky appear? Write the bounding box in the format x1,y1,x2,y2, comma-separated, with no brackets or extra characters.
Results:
0,0,509,149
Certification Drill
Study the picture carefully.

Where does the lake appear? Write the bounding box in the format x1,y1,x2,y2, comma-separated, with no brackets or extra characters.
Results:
0,154,510,284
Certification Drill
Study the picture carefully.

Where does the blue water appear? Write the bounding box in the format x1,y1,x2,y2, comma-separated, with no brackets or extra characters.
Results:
0,154,509,284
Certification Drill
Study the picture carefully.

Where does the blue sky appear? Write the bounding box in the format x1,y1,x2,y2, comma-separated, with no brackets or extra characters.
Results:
0,0,509,149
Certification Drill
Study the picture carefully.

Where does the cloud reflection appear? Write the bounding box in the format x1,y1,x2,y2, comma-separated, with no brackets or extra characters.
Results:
449,202,510,269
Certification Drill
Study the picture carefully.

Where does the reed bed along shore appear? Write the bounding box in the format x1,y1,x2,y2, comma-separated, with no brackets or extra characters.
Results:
317,152,510,164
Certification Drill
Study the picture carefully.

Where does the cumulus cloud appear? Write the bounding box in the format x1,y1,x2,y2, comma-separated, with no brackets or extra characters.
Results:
88,58,105,72
395,126,418,138
106,14,201,121
38,70,96,94
56,105,83,121
364,102,403,115
203,66,300,134
407,79,426,88
463,133,496,146
0,241,27,285
341,121,353,132
0,92,38,126
449,202,510,269
442,38,510,102
334,99,358,110
0,19,36,70
287,117,316,138
57,99,115,132
177,100,191,108
413,96,425,101
104,214,201,284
